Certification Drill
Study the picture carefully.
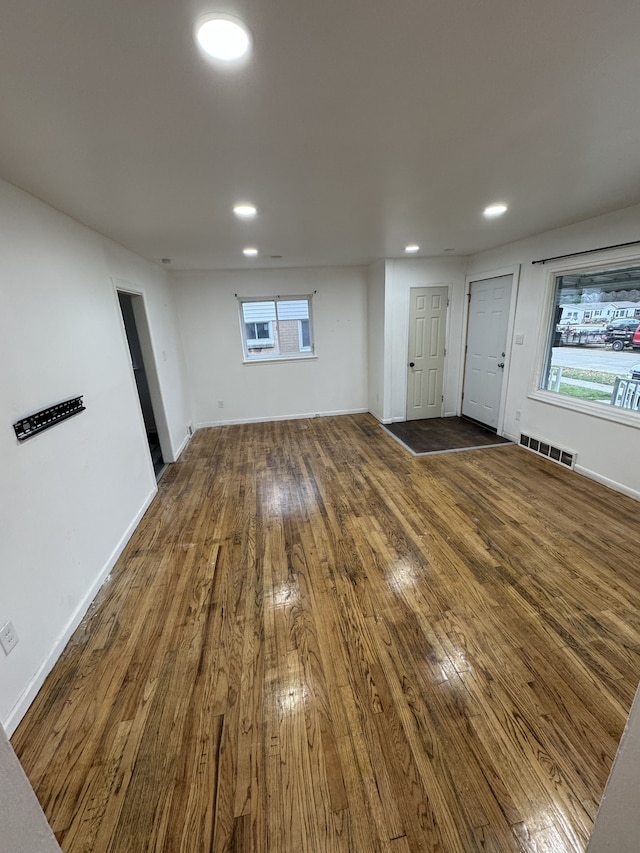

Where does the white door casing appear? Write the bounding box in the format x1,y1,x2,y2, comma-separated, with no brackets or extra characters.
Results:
462,275,512,429
406,286,447,420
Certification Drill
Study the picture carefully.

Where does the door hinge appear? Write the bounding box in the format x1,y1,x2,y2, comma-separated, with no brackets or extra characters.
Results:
443,347,446,356
468,292,471,302
447,298,450,307
441,395,444,402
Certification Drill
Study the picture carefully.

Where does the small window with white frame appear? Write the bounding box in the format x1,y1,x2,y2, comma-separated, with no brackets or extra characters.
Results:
239,296,314,361
540,262,640,417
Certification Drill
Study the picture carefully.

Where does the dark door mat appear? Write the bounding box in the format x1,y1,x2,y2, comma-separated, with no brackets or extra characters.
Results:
382,417,512,455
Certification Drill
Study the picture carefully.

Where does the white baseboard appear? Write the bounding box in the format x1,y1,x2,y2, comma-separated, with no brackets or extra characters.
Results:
196,407,368,428
172,429,191,460
574,464,640,503
3,487,157,737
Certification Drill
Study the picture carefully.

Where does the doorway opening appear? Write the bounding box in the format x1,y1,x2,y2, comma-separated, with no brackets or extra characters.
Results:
118,291,166,478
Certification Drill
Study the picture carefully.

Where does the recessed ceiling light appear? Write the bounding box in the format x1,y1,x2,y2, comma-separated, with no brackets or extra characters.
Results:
233,203,257,218
405,244,420,253
243,247,258,257
483,203,508,218
195,15,251,61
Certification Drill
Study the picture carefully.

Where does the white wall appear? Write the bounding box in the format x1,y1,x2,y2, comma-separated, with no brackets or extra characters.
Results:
383,257,468,422
0,179,191,734
0,725,61,853
367,260,387,421
173,267,368,425
466,201,640,499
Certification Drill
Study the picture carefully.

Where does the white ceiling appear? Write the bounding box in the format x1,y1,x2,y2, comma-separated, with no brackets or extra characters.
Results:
2,0,640,271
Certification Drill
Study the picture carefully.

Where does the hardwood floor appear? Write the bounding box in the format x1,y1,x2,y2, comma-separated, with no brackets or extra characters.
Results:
12,413,640,852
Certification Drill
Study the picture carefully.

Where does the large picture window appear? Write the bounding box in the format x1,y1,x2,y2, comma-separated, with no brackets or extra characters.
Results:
541,263,640,416
239,296,314,361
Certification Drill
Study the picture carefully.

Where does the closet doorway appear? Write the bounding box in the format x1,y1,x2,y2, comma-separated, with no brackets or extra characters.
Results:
118,291,166,478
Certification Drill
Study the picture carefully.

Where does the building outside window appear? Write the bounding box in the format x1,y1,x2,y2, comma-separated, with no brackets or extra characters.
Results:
298,319,311,352
245,320,273,347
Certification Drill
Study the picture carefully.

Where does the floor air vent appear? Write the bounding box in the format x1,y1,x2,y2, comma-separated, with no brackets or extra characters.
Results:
519,434,576,469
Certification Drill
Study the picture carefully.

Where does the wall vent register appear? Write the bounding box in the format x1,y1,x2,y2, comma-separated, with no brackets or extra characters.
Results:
13,396,85,442
519,433,576,469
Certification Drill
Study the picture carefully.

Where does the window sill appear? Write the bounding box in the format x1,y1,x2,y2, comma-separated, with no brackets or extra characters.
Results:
528,388,640,429
242,354,318,365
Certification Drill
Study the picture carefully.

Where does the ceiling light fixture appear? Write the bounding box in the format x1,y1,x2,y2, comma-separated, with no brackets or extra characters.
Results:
405,244,420,253
195,15,251,61
233,203,257,218
483,203,508,218
243,247,258,257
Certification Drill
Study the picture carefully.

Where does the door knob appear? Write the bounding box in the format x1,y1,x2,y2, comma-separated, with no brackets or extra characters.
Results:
498,362,505,368
409,362,415,367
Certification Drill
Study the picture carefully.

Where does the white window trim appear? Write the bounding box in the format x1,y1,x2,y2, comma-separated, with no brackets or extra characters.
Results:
242,353,318,365
238,294,315,363
529,248,640,428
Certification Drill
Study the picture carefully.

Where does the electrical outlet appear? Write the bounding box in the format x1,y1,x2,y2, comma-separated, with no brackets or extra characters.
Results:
515,410,521,421
217,400,224,408
0,621,19,656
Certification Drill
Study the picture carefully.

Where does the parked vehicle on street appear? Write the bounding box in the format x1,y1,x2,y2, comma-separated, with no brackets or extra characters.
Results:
605,318,640,351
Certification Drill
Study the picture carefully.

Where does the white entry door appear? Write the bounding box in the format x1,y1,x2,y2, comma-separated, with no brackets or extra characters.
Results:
462,275,512,429
406,286,447,420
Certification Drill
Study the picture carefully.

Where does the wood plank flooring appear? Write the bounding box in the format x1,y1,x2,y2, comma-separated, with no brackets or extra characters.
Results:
12,413,640,852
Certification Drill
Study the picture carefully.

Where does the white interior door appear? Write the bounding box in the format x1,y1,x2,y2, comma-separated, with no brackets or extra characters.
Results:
406,286,447,420
462,275,512,429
